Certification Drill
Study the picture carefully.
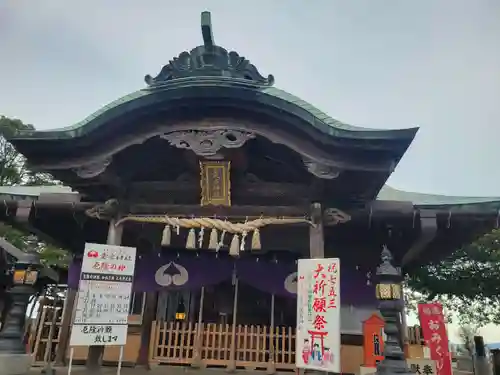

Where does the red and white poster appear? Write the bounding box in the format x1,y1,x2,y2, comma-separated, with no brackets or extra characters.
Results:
295,258,341,373
417,302,452,375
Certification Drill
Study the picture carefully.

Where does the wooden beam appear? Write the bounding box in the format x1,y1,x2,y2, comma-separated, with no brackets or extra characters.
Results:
402,210,437,265
7,200,308,218
128,180,309,196
55,288,77,365
4,197,499,221
137,291,157,366
128,203,309,218
125,180,311,205
309,202,325,258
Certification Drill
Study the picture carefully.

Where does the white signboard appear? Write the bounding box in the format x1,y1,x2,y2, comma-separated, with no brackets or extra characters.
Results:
70,243,137,346
296,258,341,372
360,359,437,375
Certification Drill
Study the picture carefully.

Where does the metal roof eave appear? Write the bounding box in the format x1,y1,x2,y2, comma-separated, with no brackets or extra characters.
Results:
377,186,500,208
6,78,418,144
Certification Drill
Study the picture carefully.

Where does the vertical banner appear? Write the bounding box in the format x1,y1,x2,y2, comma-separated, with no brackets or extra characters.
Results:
296,258,341,372
70,243,137,346
418,303,452,375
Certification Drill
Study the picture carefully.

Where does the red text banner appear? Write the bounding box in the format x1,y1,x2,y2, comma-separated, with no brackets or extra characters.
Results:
418,303,452,375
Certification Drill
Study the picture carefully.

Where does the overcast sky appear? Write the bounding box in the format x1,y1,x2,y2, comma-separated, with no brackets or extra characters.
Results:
1,1,499,196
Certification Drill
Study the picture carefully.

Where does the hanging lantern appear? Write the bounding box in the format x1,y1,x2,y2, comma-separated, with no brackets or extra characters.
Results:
175,312,186,320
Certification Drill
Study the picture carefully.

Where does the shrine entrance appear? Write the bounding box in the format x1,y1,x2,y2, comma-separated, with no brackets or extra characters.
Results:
7,9,457,375
150,279,297,370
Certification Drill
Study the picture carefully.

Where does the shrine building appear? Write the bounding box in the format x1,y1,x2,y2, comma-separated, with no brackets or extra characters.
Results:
3,11,500,375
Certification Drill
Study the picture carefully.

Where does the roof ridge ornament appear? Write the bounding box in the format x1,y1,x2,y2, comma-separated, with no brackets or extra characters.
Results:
145,11,275,87
201,11,214,50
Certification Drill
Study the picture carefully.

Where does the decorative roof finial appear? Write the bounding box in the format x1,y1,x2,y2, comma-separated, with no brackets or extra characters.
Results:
144,11,274,87
201,11,214,49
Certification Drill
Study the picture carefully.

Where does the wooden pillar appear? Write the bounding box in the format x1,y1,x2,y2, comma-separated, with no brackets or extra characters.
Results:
400,294,410,358
188,291,197,322
309,203,325,259
137,292,157,366
306,203,325,375
192,286,205,368
227,277,239,372
55,288,77,365
267,294,276,374
86,218,123,371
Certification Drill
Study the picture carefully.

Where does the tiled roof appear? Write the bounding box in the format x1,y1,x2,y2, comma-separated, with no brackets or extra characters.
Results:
8,79,416,141
377,186,500,206
0,185,75,197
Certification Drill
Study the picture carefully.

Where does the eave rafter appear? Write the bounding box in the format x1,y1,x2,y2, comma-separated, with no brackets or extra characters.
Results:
21,119,404,186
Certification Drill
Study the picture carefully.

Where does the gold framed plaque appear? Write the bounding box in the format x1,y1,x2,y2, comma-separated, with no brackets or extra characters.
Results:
200,160,231,206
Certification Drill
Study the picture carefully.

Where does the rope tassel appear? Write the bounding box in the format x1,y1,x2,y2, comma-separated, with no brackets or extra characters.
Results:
161,225,171,246
208,228,219,250
217,230,226,252
198,227,205,248
109,215,316,253
229,234,240,256
240,231,247,252
251,228,261,250
186,228,196,249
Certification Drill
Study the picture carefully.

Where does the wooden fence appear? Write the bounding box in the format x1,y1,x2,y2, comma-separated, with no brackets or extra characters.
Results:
149,321,424,370
28,306,63,366
150,321,295,370
29,306,425,368
407,325,424,345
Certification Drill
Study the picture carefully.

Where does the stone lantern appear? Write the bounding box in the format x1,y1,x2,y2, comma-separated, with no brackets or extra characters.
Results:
374,246,413,375
0,250,42,375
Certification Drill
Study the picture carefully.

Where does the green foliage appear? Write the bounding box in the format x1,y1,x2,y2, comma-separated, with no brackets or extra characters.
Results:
0,222,28,251
406,228,500,327
0,115,69,269
37,245,71,269
0,116,54,186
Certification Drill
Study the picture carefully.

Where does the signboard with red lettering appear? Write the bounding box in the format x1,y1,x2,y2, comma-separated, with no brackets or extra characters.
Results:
296,258,341,372
417,303,452,375
70,243,137,346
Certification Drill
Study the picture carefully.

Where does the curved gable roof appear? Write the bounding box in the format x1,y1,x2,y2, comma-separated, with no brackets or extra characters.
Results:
8,11,417,145
9,81,417,142
6,11,418,201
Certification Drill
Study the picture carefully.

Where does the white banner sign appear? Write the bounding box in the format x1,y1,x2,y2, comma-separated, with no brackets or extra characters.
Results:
296,258,341,372
70,243,137,346
360,359,437,375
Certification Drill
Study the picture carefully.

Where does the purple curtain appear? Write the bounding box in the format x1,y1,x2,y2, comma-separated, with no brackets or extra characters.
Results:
235,259,376,305
236,258,296,298
68,252,234,292
68,253,376,306
134,253,234,291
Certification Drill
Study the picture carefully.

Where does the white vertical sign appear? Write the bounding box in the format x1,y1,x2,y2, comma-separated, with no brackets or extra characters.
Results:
296,258,341,373
69,243,137,346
